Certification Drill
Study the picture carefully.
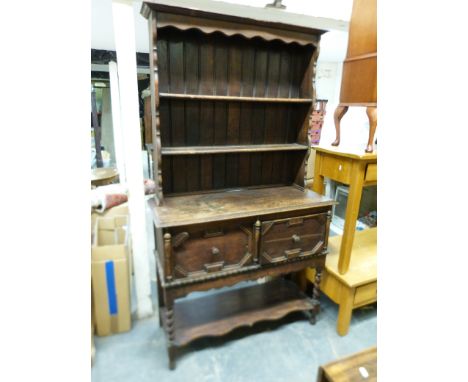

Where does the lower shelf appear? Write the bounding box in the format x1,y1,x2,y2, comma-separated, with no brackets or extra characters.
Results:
162,278,317,347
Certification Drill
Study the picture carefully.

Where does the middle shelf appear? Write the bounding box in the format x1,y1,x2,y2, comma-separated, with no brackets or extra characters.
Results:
159,93,314,103
161,143,308,155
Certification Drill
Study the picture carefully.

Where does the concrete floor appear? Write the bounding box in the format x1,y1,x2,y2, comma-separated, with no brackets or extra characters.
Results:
92,281,376,382
91,153,377,381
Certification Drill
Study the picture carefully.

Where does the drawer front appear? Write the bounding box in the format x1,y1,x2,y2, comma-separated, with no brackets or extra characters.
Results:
365,163,377,182
320,155,352,184
170,224,254,279
354,282,377,306
260,213,328,265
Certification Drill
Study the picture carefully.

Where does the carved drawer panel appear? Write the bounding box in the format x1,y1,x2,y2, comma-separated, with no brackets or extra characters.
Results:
260,213,328,264
170,225,254,279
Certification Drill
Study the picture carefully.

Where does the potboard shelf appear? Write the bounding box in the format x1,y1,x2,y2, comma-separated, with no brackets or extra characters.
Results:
160,278,316,347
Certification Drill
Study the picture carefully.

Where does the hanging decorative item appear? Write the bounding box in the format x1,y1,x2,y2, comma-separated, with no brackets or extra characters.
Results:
310,99,328,145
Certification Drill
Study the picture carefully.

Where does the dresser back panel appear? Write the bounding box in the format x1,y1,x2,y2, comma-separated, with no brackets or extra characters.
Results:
157,27,314,98
159,99,309,147
161,151,304,194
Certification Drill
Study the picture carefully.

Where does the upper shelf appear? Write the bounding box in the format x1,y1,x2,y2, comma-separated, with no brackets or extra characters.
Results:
161,144,308,155
159,93,313,103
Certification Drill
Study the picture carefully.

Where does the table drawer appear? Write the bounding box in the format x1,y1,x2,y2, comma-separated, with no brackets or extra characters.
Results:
354,282,377,306
169,223,254,279
365,163,377,182
260,213,328,265
319,155,352,184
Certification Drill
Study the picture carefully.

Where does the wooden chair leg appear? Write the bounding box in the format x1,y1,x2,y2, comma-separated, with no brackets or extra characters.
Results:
365,106,377,153
332,105,349,147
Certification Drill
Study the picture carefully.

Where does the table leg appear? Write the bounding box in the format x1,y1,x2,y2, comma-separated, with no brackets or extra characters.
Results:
338,161,366,274
337,287,354,336
311,153,325,195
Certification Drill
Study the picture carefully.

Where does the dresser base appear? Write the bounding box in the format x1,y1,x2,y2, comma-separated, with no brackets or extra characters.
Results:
161,277,318,369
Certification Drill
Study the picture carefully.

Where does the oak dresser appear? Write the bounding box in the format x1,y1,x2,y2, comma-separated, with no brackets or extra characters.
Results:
141,0,336,369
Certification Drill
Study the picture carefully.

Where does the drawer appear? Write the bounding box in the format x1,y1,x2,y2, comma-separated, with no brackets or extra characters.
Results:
169,223,254,279
354,282,377,306
365,163,377,182
319,155,352,184
260,213,328,265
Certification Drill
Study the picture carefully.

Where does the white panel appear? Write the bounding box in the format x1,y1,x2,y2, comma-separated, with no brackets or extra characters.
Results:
112,0,153,319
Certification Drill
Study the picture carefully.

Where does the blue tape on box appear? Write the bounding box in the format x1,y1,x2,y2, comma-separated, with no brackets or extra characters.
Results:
105,261,118,315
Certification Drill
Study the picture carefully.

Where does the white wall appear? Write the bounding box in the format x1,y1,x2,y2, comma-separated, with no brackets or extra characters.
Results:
92,0,352,61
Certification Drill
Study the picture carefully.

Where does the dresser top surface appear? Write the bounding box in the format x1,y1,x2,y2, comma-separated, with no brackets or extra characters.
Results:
149,186,335,228
141,0,332,35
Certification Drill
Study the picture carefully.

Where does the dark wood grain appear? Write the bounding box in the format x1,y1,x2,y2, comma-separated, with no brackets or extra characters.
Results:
253,47,268,97
170,221,253,279
161,143,308,155
161,278,316,347
185,101,199,145
150,185,335,228
144,3,327,370
159,93,313,103
214,36,229,95
260,213,327,264
168,35,184,93
199,39,214,94
226,102,240,144
266,45,281,97
170,100,185,146
184,38,199,94
157,39,169,92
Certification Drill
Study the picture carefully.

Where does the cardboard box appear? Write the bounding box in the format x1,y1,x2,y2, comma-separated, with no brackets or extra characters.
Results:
91,202,129,235
92,216,131,336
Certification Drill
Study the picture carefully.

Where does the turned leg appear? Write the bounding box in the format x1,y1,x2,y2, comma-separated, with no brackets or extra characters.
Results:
309,267,323,325
156,274,164,327
365,106,377,153
165,304,176,370
331,105,348,147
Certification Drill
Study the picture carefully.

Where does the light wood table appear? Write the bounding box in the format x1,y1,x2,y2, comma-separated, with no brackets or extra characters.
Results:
306,228,376,336
317,346,377,382
312,145,376,274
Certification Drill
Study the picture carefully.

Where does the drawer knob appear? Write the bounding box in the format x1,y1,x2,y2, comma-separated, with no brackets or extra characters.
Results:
211,247,220,255
292,234,301,243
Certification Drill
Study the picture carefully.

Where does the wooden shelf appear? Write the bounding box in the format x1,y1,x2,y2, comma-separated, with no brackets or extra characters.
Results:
160,93,313,103
161,278,315,347
149,185,335,228
161,144,308,155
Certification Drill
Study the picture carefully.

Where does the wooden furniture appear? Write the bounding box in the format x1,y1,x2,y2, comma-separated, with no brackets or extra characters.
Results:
331,0,377,153
145,143,153,179
317,346,377,381
306,228,376,336
142,0,335,369
91,167,119,187
143,92,153,144
312,145,376,274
